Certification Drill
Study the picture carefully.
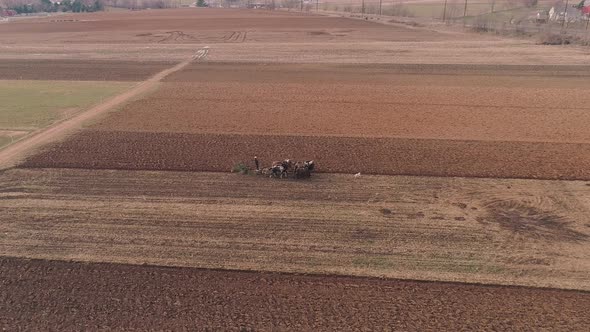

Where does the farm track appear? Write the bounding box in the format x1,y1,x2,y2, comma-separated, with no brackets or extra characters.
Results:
157,31,197,43
1,168,589,290
223,31,247,43
22,131,590,180
1,256,589,331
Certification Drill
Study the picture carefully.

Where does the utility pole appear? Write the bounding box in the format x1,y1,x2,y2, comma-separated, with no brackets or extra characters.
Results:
463,0,468,27
379,0,382,16
463,0,467,20
491,0,495,13
300,0,303,11
362,0,365,15
316,0,318,12
442,0,448,22
562,0,570,29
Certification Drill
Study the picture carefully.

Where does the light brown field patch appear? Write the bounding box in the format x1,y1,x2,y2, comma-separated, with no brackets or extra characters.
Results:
1,168,589,290
97,73,590,143
0,8,452,45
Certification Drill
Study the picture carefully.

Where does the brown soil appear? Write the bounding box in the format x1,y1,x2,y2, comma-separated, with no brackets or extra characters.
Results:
22,62,590,179
96,73,590,144
0,8,451,44
1,9,588,65
22,131,590,180
1,168,588,290
0,59,173,81
166,62,590,82
1,257,589,331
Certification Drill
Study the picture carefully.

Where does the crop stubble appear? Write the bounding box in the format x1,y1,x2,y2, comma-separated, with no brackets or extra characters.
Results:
1,168,589,290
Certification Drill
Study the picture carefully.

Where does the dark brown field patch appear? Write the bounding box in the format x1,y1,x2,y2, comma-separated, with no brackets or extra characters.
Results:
480,200,588,242
21,131,590,180
1,257,589,331
0,59,172,81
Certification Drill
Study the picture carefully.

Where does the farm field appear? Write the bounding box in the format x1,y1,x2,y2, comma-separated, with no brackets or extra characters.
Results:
1,7,589,329
2,257,589,331
0,8,589,64
1,168,589,291
0,80,133,148
25,62,590,180
0,59,172,81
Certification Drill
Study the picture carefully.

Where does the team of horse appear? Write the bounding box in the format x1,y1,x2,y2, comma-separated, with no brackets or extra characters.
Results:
256,158,316,179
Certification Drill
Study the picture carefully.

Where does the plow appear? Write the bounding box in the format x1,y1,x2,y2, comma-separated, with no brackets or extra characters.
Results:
254,157,316,179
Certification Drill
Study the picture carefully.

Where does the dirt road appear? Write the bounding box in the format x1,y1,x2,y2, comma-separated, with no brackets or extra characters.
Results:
1,257,589,331
0,52,205,169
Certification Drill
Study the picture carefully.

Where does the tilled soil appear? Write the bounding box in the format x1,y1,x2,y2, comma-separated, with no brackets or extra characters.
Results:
165,62,590,82
0,59,173,81
22,131,590,180
0,8,451,45
1,257,589,331
94,79,590,143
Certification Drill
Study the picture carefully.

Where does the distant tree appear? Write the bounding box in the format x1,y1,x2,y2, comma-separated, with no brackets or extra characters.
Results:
61,0,72,11
196,0,208,7
521,0,538,7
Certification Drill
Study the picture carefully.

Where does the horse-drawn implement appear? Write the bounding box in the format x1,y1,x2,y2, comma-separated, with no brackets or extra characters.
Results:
254,157,316,179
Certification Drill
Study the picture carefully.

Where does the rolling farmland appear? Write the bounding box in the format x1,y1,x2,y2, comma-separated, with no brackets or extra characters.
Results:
0,7,589,330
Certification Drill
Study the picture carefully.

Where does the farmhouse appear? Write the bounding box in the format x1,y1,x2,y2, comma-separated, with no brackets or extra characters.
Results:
549,4,583,21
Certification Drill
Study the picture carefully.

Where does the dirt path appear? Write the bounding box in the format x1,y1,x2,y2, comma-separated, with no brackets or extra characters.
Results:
0,50,207,169
1,257,589,331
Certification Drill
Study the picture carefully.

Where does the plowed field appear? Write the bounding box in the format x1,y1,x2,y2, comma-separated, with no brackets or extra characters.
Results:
22,131,590,179
2,257,589,331
1,8,589,64
0,8,453,45
98,75,590,143
23,63,590,180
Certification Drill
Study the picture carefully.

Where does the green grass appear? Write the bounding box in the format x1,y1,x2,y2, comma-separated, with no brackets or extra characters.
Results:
0,136,14,149
0,80,133,130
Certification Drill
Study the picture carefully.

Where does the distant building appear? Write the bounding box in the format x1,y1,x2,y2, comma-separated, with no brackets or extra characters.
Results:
0,9,17,17
549,5,582,22
247,3,270,9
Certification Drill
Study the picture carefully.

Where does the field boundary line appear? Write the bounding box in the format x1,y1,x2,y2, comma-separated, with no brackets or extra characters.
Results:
0,48,209,169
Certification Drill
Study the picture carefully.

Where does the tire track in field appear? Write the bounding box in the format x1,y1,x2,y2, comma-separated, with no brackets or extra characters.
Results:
222,31,247,43
0,47,210,170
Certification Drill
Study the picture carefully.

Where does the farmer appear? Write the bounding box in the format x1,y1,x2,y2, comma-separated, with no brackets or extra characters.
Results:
254,156,260,172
